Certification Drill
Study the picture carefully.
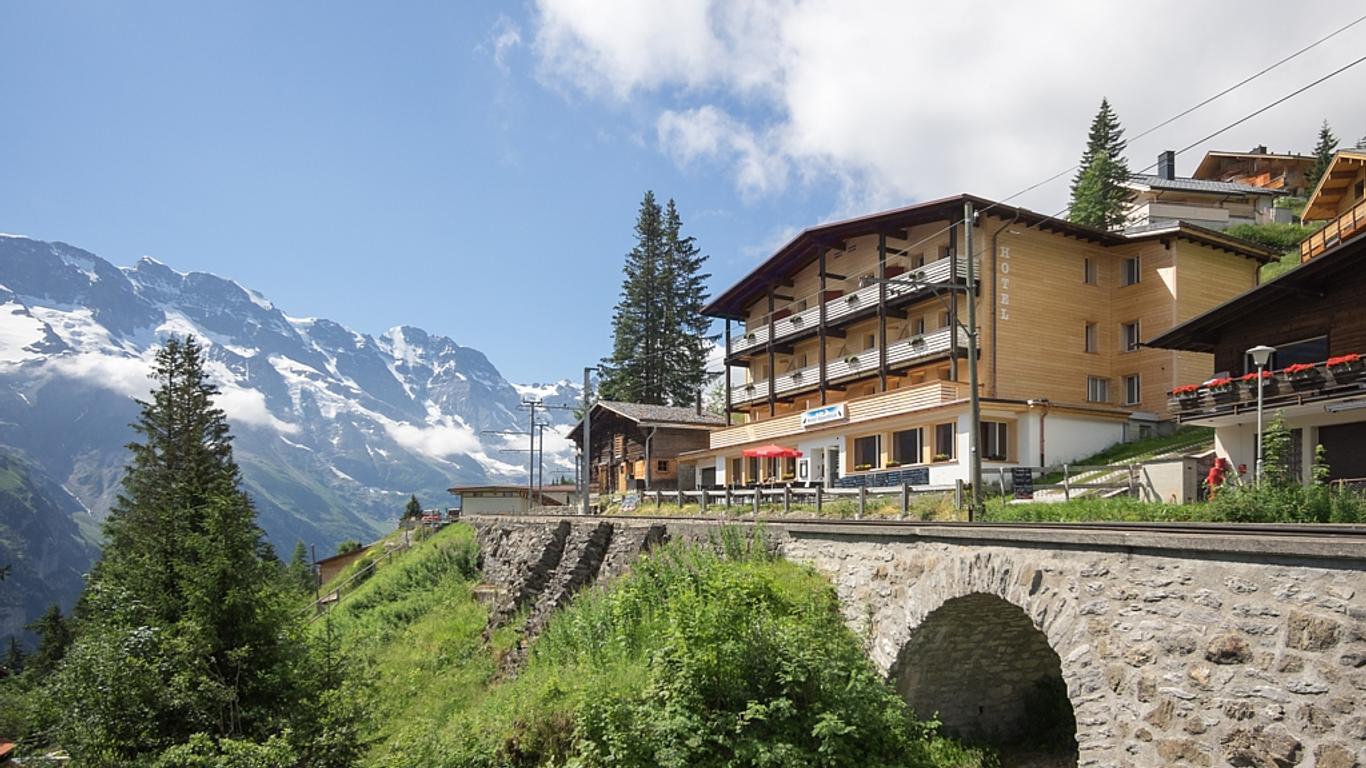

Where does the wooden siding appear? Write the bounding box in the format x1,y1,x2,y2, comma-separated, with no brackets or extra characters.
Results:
712,381,968,449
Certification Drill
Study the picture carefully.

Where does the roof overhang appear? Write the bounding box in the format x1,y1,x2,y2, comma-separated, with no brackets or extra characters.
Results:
703,193,1121,320
1146,234,1366,352
1302,150,1366,221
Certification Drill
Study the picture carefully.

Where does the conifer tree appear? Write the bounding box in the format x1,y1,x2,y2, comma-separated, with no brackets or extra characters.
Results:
287,541,314,594
3,636,24,676
49,336,312,762
25,604,71,678
599,192,714,405
1068,99,1134,231
1307,119,1339,190
404,493,423,520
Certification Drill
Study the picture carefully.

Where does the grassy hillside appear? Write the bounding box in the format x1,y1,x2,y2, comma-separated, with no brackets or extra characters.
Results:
320,524,993,767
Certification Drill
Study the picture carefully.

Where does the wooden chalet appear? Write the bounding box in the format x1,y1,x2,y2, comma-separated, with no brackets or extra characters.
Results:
1300,149,1366,261
1148,228,1366,483
1191,146,1315,197
568,401,724,494
687,193,1275,489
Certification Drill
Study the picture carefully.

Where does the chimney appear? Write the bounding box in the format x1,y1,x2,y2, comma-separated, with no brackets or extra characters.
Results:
695,388,703,415
1157,151,1176,181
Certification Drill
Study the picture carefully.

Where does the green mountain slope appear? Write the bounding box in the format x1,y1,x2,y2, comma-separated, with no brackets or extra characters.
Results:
0,448,101,645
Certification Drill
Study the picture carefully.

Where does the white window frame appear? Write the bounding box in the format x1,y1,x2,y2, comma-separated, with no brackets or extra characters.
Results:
1123,256,1141,286
1123,374,1141,405
1122,321,1141,352
1087,376,1110,403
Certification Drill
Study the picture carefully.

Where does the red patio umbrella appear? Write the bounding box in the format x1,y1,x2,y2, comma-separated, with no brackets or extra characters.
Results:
742,444,803,458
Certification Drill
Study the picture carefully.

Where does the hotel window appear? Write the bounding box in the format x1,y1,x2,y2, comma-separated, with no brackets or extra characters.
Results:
1083,257,1099,285
980,422,1008,461
937,245,951,261
1124,374,1141,405
1084,322,1098,353
938,311,950,329
1122,256,1141,286
730,458,742,484
934,423,955,461
891,427,923,465
656,460,669,473
1087,376,1110,403
1122,321,1141,352
864,333,877,351
911,252,926,268
852,435,881,470
913,318,926,335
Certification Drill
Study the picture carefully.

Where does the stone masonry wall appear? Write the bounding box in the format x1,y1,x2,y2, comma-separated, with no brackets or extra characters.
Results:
467,516,1366,767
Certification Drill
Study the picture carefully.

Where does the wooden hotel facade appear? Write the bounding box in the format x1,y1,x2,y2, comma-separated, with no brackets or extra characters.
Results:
683,194,1274,489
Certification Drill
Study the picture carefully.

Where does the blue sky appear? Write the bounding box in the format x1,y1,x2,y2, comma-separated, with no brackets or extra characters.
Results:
3,1,1364,383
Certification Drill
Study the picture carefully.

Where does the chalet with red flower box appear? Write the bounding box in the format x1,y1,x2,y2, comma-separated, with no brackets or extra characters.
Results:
1148,221,1366,483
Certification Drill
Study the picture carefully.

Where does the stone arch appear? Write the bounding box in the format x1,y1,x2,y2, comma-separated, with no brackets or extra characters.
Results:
889,592,1077,754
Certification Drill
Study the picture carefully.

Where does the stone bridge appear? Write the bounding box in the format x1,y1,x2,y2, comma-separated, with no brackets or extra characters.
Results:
466,514,1366,768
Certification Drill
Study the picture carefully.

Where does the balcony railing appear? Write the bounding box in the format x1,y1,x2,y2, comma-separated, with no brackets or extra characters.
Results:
1168,356,1366,422
712,379,970,450
727,256,975,356
1300,198,1365,261
731,325,968,407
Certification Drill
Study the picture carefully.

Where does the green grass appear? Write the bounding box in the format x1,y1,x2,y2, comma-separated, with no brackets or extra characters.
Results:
322,523,994,767
1036,427,1213,484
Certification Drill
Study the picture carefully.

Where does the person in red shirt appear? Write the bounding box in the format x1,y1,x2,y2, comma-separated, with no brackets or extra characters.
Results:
1205,457,1231,499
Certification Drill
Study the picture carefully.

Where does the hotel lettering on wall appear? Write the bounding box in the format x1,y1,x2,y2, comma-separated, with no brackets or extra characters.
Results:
999,245,1010,321
800,403,848,429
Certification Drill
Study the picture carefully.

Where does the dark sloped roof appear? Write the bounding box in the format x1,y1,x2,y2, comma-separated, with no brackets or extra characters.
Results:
1146,234,1366,353
701,193,1274,319
595,400,725,426
1128,174,1283,196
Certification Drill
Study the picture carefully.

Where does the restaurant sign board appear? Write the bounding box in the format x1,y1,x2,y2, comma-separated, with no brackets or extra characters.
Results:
800,403,847,429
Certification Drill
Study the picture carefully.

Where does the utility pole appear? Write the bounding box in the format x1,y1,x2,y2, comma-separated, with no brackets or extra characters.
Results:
520,398,542,505
581,366,592,516
964,200,982,519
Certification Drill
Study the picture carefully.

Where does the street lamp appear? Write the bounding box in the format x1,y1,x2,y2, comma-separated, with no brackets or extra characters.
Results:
1247,345,1276,485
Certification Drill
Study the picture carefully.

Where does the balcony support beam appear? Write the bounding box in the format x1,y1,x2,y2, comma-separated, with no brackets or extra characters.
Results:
767,289,776,419
878,233,889,393
818,251,828,405
724,320,733,420
948,224,959,382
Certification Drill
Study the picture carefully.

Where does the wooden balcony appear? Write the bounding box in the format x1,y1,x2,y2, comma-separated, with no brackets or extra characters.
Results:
727,257,975,356
731,326,967,407
1169,358,1366,423
711,379,970,450
1300,198,1366,261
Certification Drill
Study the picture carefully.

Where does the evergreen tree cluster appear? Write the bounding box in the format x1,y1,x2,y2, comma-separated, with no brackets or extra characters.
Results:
1068,99,1134,231
1307,119,1339,191
599,192,717,406
0,337,360,767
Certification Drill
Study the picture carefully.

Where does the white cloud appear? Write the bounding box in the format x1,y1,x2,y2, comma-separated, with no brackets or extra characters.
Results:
214,383,301,435
533,0,1366,213
489,15,524,73
45,353,154,399
383,420,482,459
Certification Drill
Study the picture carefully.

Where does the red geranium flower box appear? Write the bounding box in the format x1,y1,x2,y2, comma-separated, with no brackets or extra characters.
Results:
1171,384,1200,397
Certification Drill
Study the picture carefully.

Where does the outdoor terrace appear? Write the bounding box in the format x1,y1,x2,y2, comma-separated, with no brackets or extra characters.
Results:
713,378,970,450
1168,354,1366,423
727,256,975,357
1300,197,1366,261
731,325,968,407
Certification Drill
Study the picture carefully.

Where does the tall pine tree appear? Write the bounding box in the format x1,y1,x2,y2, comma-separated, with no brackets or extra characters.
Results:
599,192,715,405
1068,99,1133,231
1307,119,1339,190
49,336,313,763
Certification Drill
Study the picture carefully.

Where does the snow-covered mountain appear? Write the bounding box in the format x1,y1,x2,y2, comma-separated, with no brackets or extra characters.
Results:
0,234,583,555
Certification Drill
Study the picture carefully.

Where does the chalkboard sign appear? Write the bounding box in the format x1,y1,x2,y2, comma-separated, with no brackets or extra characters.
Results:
902,466,930,486
836,466,931,488
1011,467,1035,500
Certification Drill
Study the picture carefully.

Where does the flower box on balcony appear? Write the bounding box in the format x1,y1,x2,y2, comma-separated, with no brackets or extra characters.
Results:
1327,354,1364,382
885,460,903,468
1283,363,1321,387
846,293,861,306
789,314,804,326
745,332,757,343
790,370,804,381
1239,370,1276,396
1202,377,1234,398
845,355,861,366
908,334,926,347
853,463,873,472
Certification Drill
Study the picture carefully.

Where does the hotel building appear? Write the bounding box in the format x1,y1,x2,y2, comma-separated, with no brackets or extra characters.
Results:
681,194,1274,489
